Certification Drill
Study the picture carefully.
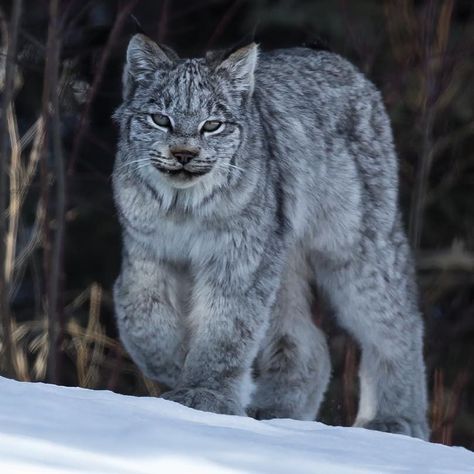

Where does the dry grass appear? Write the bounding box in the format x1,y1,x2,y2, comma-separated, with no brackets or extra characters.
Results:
2,281,160,397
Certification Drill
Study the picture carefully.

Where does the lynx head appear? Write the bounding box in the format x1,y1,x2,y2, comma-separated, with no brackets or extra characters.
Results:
116,34,258,193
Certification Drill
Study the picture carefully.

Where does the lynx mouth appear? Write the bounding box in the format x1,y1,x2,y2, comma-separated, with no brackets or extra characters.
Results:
164,169,209,177
151,162,211,186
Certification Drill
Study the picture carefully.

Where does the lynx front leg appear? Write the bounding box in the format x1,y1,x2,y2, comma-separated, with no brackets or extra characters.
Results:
162,252,281,415
313,226,429,439
114,252,187,389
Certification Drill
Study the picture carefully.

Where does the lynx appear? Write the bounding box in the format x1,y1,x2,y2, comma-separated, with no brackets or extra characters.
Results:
112,34,429,439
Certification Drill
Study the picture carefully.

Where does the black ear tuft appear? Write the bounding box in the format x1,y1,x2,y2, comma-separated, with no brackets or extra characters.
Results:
129,14,146,35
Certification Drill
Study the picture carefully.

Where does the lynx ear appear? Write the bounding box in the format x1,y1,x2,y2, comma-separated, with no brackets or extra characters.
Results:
123,34,178,98
215,43,259,95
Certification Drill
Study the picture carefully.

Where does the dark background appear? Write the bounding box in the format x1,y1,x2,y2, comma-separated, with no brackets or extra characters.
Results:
0,0,473,449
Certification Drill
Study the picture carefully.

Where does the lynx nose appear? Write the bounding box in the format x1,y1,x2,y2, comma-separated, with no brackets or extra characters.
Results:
170,148,199,165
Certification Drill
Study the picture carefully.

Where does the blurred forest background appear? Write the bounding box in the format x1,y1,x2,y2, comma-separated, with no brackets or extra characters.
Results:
0,0,473,449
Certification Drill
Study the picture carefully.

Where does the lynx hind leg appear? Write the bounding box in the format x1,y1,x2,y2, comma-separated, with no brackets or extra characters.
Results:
312,224,429,439
249,251,331,421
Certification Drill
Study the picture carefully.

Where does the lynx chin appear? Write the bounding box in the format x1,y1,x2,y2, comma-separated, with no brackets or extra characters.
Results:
112,33,429,439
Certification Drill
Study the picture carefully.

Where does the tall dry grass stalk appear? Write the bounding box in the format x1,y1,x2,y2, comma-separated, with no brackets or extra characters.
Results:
342,341,358,426
431,368,470,445
7,279,160,396
64,282,160,395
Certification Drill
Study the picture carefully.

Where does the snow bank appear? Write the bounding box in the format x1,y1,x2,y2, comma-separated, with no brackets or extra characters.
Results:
0,376,472,473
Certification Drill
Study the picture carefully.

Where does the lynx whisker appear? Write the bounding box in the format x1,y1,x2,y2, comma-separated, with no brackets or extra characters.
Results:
116,159,151,170
215,162,245,173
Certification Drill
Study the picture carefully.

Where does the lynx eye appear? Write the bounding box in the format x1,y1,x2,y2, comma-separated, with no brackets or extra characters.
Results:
150,113,172,129
201,120,223,134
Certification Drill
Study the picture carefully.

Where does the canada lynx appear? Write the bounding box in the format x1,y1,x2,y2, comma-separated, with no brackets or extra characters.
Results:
113,34,429,439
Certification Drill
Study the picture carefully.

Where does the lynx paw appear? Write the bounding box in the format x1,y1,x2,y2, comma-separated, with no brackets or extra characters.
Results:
357,417,429,440
161,387,245,416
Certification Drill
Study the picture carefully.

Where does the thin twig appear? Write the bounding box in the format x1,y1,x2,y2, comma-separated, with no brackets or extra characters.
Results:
43,0,62,384
408,0,438,249
206,0,243,49
442,369,469,445
157,0,169,44
68,0,139,175
408,0,453,249
0,0,23,378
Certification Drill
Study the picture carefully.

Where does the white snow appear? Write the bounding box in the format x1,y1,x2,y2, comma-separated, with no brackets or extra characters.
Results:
0,376,473,473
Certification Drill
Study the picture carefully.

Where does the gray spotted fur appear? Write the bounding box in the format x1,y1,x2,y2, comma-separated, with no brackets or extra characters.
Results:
112,34,429,439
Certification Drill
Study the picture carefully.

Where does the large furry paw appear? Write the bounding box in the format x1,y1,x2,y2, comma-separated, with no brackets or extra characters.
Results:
356,417,429,440
161,387,245,416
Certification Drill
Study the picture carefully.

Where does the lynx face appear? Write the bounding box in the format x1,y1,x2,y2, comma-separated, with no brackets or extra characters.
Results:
118,35,258,191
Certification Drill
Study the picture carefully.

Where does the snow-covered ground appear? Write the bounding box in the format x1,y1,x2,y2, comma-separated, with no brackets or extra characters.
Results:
0,377,473,473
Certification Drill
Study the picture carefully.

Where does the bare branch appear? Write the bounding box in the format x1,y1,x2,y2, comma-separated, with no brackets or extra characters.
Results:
42,0,63,384
0,0,23,378
68,0,139,174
